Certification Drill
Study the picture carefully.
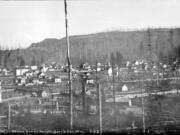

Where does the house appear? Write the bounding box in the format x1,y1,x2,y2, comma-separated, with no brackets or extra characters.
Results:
122,84,128,91
55,78,61,83
135,61,139,66
39,72,45,78
25,83,33,86
31,66,38,70
86,79,94,84
97,62,102,71
18,77,26,85
15,67,30,76
34,70,40,75
86,90,91,96
89,105,97,115
48,68,55,71
38,81,45,85
85,65,91,70
97,67,101,72
41,90,48,98
33,79,39,85
25,71,33,77
2,68,8,75
40,65,48,73
108,67,112,77
32,92,37,97
86,88,96,97
97,62,101,67
126,61,130,67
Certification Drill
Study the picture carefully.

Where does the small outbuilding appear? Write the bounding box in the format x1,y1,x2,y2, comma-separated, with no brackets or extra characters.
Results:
108,67,112,77
122,84,128,92
41,90,48,98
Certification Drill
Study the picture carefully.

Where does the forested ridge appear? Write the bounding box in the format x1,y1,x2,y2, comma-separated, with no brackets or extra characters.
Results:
1,28,180,69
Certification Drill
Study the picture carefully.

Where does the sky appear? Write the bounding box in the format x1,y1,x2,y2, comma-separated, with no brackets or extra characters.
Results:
0,0,180,49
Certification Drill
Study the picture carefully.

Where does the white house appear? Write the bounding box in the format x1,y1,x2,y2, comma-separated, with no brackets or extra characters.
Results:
85,65,91,70
108,67,112,77
122,84,128,91
126,61,130,67
48,68,55,71
145,64,149,71
33,79,39,85
42,65,48,73
135,61,139,66
97,62,101,67
41,91,48,98
97,63,101,71
2,68,8,75
97,67,101,72
16,68,29,76
87,79,94,84
32,92,37,97
25,71,33,77
31,66,38,70
163,64,167,69
39,72,45,78
34,70,40,75
20,77,26,85
55,78,61,83
86,90,91,96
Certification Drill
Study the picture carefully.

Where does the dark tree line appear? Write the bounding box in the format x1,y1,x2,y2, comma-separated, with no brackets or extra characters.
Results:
0,28,180,68
110,51,123,67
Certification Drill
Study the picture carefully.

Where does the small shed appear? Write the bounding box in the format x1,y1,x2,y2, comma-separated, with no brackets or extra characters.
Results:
108,68,112,77
55,78,61,83
41,90,48,98
122,84,128,92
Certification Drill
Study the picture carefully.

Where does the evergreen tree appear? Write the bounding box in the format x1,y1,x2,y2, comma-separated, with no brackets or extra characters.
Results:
31,57,36,66
116,51,123,67
110,52,116,67
19,56,25,66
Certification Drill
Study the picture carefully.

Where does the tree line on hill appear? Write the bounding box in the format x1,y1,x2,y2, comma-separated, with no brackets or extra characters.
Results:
0,28,180,69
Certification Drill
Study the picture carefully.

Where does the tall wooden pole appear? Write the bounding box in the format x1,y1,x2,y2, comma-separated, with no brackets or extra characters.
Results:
112,66,115,107
98,84,102,135
112,65,116,127
156,32,159,86
64,0,73,130
8,102,11,130
96,60,99,115
82,75,86,115
141,54,145,134
142,89,145,134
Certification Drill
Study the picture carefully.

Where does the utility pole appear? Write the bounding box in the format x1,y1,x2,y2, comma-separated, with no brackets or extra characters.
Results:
52,94,54,115
176,64,178,94
64,0,73,130
8,102,11,130
112,65,116,128
82,73,87,115
156,32,159,87
141,54,145,134
96,60,99,115
112,66,115,107
141,90,145,134
98,84,102,135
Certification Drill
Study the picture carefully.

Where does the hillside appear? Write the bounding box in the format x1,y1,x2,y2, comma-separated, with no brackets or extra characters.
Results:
1,28,180,69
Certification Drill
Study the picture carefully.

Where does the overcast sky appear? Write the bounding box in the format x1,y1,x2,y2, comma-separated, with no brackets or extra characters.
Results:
0,0,180,49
